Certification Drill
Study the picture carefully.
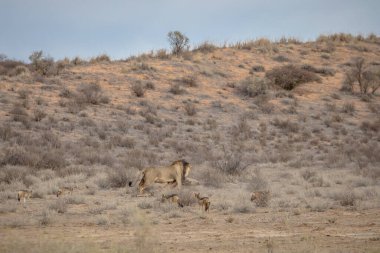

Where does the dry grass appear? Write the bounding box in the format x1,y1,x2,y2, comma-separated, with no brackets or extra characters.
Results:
0,34,379,252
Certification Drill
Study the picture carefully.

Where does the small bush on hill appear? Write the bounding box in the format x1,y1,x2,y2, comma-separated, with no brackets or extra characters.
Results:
266,65,321,90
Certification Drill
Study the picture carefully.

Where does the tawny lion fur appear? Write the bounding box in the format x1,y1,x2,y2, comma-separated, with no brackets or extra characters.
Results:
138,160,191,194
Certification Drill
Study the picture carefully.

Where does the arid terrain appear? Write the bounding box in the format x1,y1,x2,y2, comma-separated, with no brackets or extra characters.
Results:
0,34,379,252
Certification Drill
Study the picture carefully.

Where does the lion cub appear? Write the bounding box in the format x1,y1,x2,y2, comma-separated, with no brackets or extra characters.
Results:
161,194,183,207
251,190,270,207
194,192,210,212
18,190,32,203
56,187,74,197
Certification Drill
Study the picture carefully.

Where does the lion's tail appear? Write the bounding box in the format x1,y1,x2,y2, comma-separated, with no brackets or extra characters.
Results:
178,201,184,208
17,193,20,202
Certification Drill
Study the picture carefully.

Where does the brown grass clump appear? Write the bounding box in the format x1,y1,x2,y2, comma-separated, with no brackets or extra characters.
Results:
76,83,110,105
238,77,268,97
131,81,146,97
266,65,321,90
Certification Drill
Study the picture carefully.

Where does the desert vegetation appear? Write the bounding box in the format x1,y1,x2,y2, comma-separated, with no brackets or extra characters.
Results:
0,33,379,252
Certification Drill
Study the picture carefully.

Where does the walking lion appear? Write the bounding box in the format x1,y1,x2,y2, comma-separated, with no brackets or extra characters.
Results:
137,159,191,194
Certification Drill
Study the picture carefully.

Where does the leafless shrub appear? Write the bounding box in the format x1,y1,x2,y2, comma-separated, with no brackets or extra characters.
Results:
39,210,54,226
341,102,355,114
109,135,135,148
194,41,218,53
233,195,255,213
33,108,47,121
10,104,29,123
169,83,185,95
272,55,290,62
131,81,146,97
341,57,380,94
199,167,225,188
238,77,269,97
106,167,135,188
360,120,380,132
49,199,68,213
271,117,299,133
90,54,111,63
213,147,249,175
138,200,153,209
0,59,28,76
301,64,336,76
0,165,28,184
266,65,321,90
76,83,109,105
0,123,13,141
176,75,198,87
177,190,197,207
184,103,196,116
249,65,265,73
155,49,170,59
29,51,63,76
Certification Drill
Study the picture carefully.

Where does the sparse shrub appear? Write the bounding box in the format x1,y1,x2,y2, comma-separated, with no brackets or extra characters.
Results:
33,108,47,121
213,148,249,175
29,50,62,76
76,83,109,105
238,77,269,97
199,167,225,188
39,210,53,226
194,41,217,53
169,83,185,95
250,65,265,73
106,167,135,188
341,102,355,114
155,49,170,59
301,64,336,76
339,191,357,207
266,65,321,90
184,103,196,116
271,117,299,133
167,31,190,56
145,81,155,90
90,54,111,63
272,55,290,62
177,190,197,207
0,165,27,184
49,199,68,213
0,123,13,141
0,59,28,76
177,76,198,87
233,195,255,213
138,201,153,209
342,57,380,94
131,81,146,97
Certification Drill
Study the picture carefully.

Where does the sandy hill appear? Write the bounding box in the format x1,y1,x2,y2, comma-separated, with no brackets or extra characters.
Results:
0,34,379,252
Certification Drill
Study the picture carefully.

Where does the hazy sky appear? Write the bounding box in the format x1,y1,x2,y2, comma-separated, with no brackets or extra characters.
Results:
1,0,379,61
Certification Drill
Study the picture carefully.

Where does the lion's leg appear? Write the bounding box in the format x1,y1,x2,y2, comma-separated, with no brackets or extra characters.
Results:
176,175,182,189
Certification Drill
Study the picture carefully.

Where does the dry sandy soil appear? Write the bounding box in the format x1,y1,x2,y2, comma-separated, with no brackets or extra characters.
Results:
0,35,380,252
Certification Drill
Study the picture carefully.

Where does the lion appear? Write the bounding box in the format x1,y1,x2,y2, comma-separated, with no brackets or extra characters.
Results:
56,187,74,197
194,192,210,212
250,190,270,207
137,159,191,194
161,193,184,207
18,190,32,203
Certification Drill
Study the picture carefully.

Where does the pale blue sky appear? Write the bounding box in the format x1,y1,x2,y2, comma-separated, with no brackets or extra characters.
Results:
1,0,379,61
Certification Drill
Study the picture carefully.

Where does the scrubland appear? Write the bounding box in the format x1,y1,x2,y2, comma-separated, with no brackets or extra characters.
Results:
0,33,380,252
